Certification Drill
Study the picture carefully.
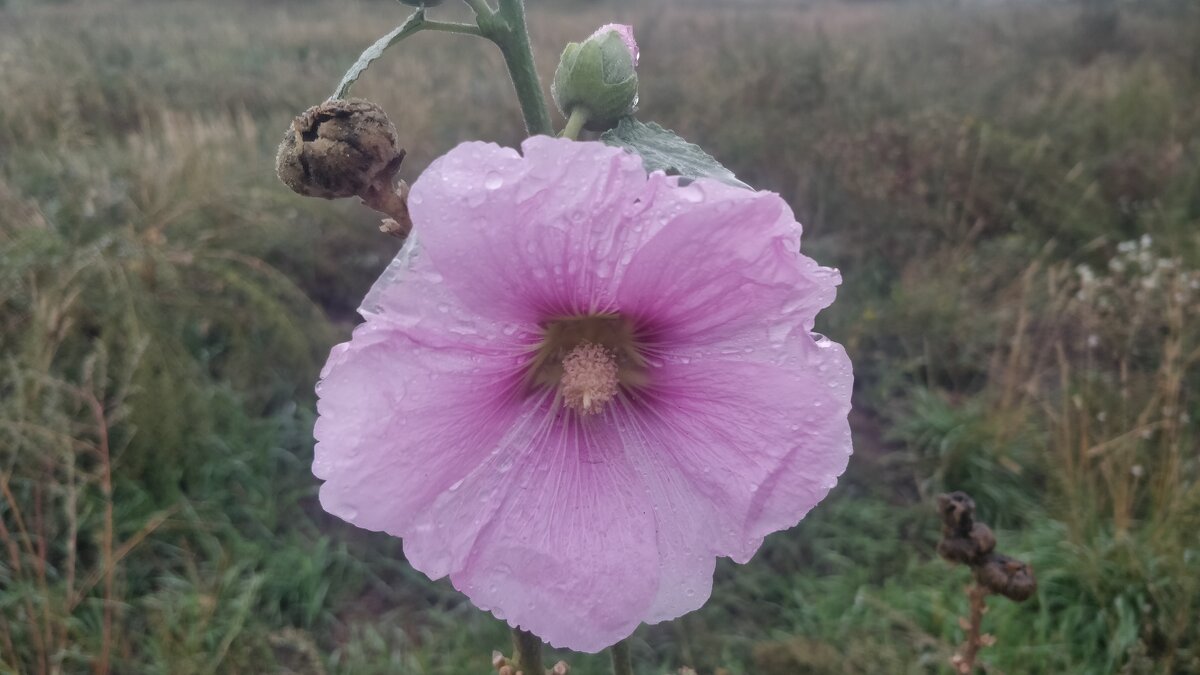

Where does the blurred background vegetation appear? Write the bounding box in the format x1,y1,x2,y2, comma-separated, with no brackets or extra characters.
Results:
1,0,1198,672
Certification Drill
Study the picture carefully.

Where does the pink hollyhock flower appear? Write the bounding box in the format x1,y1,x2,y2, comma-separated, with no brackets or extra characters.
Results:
313,137,853,652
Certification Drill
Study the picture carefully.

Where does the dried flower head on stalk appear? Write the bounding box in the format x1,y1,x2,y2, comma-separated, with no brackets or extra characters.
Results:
276,98,412,237
937,492,1037,673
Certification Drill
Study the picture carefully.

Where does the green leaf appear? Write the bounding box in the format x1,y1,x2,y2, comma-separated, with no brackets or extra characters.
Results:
332,10,425,100
600,117,749,189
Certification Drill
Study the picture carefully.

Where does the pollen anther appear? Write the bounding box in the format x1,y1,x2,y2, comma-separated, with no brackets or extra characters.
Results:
560,342,620,415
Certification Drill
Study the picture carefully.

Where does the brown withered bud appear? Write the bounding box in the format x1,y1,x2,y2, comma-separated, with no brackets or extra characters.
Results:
938,522,997,565
937,491,997,565
276,98,404,200
937,491,977,538
974,554,1037,602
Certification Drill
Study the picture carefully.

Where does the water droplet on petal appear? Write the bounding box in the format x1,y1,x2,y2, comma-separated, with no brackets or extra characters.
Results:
768,322,792,343
679,185,704,203
484,172,504,190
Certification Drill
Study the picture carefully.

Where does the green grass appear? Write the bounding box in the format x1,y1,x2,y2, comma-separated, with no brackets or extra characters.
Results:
1,0,1199,673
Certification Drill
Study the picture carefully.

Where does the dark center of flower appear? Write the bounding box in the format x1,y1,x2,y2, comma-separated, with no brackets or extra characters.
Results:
526,313,647,415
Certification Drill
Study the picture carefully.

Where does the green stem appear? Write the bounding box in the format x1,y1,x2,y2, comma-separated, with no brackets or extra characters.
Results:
561,106,589,139
482,0,553,136
333,11,485,100
462,0,495,17
333,10,427,99
611,640,634,675
511,628,544,675
422,20,484,36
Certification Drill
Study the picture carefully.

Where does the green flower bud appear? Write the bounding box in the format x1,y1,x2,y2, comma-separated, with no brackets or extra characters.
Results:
552,24,639,131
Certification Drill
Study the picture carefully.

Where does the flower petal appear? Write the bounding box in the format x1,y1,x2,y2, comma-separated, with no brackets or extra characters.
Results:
316,139,855,653
407,136,672,324
615,326,853,623
618,179,839,347
408,406,660,653
314,241,533,555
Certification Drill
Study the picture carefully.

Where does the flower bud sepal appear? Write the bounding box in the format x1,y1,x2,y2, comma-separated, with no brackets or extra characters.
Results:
552,27,639,132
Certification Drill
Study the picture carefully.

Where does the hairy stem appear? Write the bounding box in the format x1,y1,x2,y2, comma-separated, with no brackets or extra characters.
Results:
423,20,485,36
611,640,634,675
956,584,990,674
561,106,589,140
484,0,553,136
512,628,545,675
333,10,427,99
331,11,486,99
463,0,495,17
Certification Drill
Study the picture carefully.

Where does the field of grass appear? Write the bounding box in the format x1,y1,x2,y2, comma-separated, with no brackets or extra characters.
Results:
1,0,1198,672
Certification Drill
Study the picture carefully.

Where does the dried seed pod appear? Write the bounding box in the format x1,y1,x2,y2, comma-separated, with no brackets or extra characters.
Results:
945,522,996,563
974,553,1037,602
276,98,403,200
969,522,997,557
937,491,977,538
938,522,996,565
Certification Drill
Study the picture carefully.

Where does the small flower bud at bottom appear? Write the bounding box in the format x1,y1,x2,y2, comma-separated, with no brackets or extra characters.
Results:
276,98,403,200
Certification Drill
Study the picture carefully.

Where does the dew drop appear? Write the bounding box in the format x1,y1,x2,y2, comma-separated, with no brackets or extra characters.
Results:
484,172,504,190
768,322,792,343
679,185,704,203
